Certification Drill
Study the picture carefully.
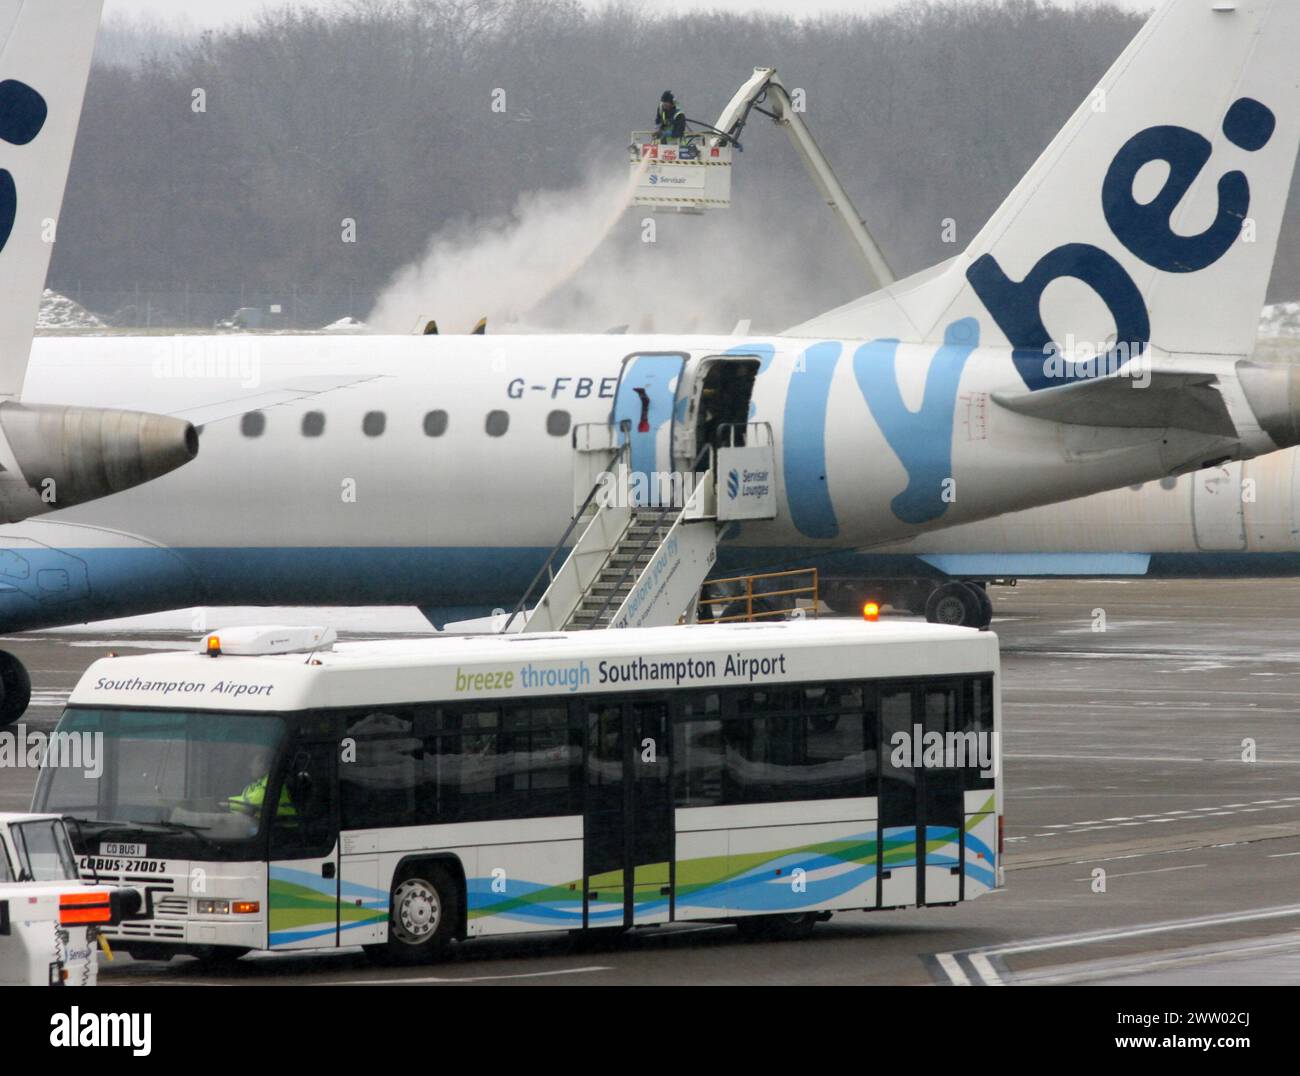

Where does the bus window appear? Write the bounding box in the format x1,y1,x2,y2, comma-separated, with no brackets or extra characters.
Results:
499,704,580,817
725,687,870,803
426,707,500,823
963,675,997,788
269,740,336,861
921,684,963,806
674,691,724,807
340,709,422,830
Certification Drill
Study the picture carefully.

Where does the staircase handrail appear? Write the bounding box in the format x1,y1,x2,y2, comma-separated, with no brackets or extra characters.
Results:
581,442,715,630
499,434,630,633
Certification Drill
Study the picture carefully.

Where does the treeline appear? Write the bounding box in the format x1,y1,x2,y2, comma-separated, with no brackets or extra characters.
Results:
47,0,1300,329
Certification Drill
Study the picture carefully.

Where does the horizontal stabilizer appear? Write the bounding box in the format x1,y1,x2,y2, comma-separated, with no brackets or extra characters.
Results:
991,371,1236,437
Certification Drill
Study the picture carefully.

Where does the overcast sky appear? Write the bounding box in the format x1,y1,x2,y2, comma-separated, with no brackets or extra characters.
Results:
103,0,1156,29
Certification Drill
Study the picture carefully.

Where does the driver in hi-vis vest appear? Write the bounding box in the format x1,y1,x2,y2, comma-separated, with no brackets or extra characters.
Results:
228,747,296,823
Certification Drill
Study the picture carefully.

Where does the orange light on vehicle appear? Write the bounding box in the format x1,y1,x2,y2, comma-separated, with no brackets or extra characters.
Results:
862,602,880,622
207,635,221,657
232,901,260,915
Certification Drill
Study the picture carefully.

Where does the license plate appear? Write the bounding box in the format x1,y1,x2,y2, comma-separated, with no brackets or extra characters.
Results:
100,842,146,858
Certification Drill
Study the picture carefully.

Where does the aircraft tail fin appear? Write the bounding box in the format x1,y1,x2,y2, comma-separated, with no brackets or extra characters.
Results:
0,0,104,398
790,0,1300,387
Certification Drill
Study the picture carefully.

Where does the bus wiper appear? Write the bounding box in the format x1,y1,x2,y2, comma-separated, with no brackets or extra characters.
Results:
62,816,222,854
130,820,223,855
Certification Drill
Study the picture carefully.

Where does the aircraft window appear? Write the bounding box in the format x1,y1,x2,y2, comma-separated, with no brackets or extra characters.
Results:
241,411,266,437
363,411,386,437
302,411,325,437
485,410,509,437
424,410,449,437
546,410,571,437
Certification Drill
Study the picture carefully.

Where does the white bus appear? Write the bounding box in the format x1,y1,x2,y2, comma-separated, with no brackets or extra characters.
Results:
34,620,1002,965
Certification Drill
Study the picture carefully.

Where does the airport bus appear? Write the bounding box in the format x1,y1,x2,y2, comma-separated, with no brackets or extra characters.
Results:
33,620,1002,964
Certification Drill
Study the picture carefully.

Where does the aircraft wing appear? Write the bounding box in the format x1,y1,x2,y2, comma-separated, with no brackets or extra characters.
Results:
169,374,388,428
991,371,1237,438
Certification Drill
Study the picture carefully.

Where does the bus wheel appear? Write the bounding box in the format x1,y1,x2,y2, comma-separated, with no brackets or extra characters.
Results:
735,913,818,941
369,865,460,965
720,597,780,623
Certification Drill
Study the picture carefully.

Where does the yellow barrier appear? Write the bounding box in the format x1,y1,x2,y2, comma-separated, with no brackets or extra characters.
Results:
697,568,818,623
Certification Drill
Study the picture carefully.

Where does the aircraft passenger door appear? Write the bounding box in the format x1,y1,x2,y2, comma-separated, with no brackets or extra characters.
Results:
673,355,761,473
266,737,340,950
583,699,674,928
611,352,687,505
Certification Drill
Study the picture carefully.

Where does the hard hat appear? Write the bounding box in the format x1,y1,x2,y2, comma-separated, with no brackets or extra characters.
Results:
661,90,675,102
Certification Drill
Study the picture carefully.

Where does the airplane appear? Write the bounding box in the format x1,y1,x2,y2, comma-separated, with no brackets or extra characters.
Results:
0,0,1297,725
813,446,1300,620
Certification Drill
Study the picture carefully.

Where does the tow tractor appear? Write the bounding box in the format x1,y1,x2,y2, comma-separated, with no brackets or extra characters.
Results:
630,67,894,289
0,813,141,986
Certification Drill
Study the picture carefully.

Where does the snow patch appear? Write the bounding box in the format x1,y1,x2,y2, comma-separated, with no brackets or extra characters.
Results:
1259,301,1300,339
37,288,104,330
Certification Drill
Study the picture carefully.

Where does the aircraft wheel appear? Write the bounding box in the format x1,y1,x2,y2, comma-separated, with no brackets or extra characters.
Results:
720,597,781,623
0,651,31,729
822,583,865,616
925,582,980,627
965,583,994,629
898,582,933,616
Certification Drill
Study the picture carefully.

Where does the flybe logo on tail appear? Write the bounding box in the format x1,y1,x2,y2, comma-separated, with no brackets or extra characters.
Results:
0,78,48,253
968,97,1277,392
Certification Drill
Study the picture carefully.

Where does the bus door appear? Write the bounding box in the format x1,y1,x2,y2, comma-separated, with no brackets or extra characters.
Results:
584,699,674,928
918,682,964,905
878,687,920,907
266,736,340,950
878,681,965,906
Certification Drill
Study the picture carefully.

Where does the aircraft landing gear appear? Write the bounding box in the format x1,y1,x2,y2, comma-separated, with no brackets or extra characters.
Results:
0,650,30,729
924,582,992,630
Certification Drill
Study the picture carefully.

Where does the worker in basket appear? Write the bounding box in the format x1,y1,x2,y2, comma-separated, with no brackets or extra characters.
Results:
654,90,687,144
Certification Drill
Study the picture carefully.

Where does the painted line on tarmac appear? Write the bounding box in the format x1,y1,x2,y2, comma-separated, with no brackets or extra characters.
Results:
330,964,614,986
1006,796,1300,842
933,952,969,986
1005,752,1300,765
1070,863,1205,882
931,903,1300,986
1014,931,1300,986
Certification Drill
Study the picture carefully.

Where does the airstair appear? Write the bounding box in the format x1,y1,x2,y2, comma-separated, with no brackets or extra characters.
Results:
501,415,776,633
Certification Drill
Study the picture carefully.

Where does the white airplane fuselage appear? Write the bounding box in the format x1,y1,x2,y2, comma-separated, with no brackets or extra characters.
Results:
0,328,1279,629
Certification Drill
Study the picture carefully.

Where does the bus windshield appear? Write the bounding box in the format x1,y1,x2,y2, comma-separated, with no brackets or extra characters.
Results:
35,708,287,847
